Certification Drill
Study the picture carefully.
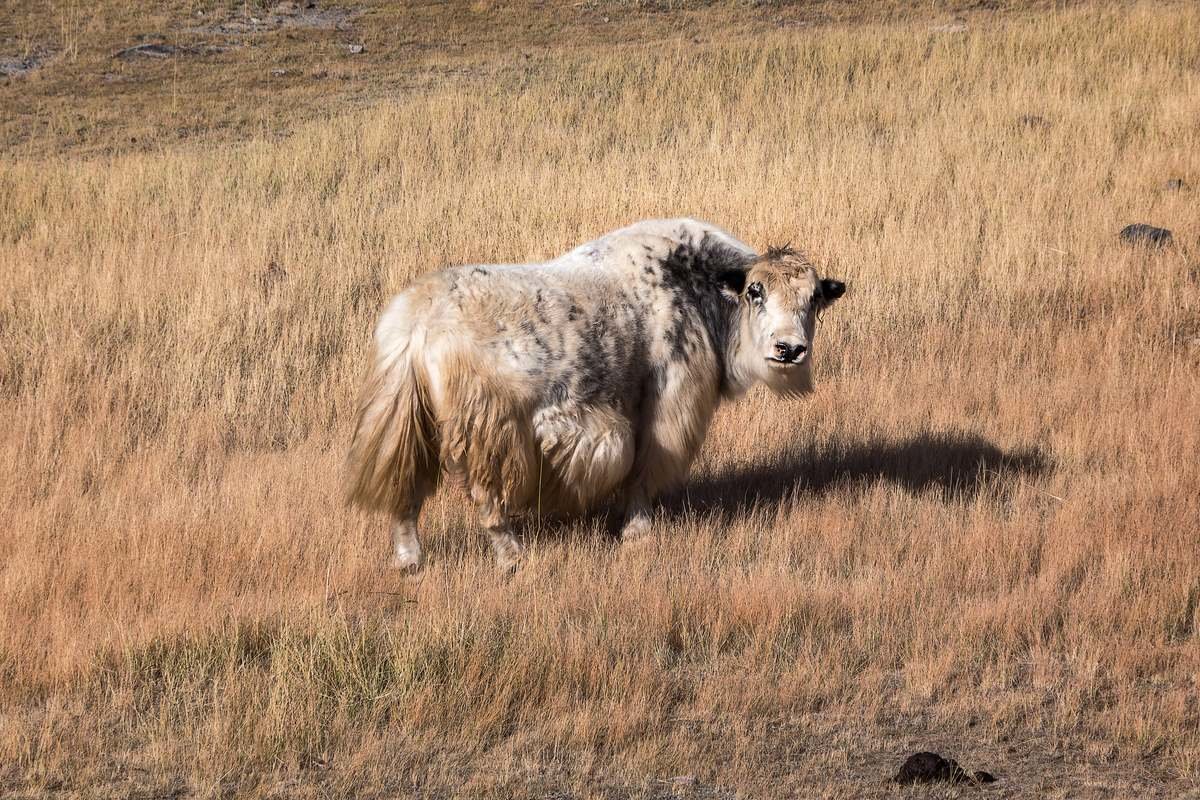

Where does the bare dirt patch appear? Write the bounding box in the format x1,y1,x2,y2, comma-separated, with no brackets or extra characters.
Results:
0,50,50,78
111,42,230,60
187,2,359,37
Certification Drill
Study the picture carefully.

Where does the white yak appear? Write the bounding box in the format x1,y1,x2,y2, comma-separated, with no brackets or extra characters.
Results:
347,219,846,573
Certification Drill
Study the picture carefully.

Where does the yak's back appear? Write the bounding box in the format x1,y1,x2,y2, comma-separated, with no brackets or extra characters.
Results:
552,218,757,278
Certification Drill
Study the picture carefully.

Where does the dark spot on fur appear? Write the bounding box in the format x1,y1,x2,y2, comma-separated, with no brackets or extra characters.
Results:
472,267,489,276
547,380,569,404
519,320,554,358
648,233,755,389
717,268,746,294
571,340,608,402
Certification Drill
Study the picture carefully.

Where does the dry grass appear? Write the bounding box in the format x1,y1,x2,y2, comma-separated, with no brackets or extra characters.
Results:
2,1,1200,797
1,0,1075,157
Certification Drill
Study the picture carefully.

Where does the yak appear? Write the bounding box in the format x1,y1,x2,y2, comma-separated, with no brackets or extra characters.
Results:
347,218,846,573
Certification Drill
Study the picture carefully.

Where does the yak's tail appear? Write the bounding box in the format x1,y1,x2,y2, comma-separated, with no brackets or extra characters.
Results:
345,329,438,514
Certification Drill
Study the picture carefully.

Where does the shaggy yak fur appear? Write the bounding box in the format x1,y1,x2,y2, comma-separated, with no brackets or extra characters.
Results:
347,218,846,572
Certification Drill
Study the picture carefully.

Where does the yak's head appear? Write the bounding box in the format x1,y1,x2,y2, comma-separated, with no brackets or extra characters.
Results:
734,247,845,397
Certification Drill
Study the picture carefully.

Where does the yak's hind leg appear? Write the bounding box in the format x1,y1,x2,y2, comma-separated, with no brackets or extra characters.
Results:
439,353,538,573
386,468,436,580
461,417,535,572
389,494,429,579
471,486,525,573
621,362,720,544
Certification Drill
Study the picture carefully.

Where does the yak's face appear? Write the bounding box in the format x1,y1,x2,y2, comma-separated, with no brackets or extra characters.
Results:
740,249,845,396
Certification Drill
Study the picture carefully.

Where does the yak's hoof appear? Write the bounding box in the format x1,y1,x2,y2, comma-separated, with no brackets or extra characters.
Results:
490,533,523,576
388,557,424,584
495,554,521,576
619,517,653,546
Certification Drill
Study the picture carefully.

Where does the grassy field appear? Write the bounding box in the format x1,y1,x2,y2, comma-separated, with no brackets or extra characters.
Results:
2,1,1199,797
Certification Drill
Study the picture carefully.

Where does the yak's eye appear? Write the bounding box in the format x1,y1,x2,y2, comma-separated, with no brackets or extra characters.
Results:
746,282,764,302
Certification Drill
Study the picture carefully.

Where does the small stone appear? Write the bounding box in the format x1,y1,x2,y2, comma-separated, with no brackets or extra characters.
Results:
1120,223,1173,248
347,43,365,54
271,68,287,76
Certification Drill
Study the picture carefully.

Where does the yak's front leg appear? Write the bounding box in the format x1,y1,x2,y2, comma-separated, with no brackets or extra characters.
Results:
620,364,719,547
619,486,654,545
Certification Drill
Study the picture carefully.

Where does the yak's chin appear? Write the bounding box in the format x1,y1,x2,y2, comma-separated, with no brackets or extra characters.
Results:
762,362,814,397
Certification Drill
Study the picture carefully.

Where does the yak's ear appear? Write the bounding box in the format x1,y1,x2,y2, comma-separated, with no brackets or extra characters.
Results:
716,268,747,299
819,279,846,305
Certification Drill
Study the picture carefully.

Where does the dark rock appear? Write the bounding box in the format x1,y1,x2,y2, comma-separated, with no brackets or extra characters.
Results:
894,752,996,785
894,752,969,784
1120,223,1173,248
1166,179,1186,191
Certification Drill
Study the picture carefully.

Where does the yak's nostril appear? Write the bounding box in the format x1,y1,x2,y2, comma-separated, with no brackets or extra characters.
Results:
774,342,807,361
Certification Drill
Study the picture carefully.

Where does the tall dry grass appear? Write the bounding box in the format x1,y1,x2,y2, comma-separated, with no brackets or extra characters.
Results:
2,3,1199,796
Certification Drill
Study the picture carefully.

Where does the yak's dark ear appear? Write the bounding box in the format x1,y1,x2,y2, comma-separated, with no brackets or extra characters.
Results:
717,268,747,297
820,279,846,304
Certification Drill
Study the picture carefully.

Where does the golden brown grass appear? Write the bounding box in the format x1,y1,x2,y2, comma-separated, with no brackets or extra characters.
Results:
2,1,1199,797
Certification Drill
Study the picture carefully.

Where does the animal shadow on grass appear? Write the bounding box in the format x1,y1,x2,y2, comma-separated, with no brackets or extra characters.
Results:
528,431,1049,546
668,430,1049,523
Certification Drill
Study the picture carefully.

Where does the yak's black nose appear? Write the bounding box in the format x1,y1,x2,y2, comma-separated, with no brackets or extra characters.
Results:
774,341,807,362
